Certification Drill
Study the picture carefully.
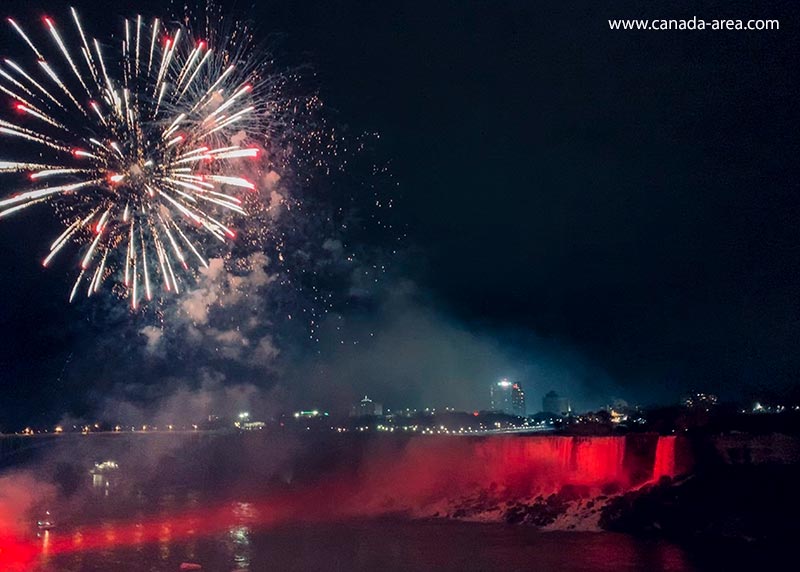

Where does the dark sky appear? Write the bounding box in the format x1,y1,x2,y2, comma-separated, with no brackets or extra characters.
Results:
1,0,799,426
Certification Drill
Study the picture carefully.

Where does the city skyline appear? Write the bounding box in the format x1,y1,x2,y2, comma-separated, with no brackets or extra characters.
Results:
0,0,798,430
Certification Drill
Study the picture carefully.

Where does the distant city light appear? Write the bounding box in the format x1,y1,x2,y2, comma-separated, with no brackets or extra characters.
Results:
293,410,326,418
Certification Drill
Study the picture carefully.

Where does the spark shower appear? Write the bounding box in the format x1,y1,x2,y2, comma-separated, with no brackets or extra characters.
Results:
0,8,276,308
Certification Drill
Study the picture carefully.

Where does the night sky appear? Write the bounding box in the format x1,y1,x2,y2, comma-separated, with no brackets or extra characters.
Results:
1,0,799,427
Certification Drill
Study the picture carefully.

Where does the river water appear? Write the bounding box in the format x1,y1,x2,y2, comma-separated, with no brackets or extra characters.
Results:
31,519,697,572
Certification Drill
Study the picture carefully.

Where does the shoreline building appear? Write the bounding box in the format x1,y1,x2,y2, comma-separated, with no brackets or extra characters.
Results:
350,395,383,417
490,379,526,416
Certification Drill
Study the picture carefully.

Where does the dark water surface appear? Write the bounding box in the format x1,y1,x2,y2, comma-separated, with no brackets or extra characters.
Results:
30,519,697,572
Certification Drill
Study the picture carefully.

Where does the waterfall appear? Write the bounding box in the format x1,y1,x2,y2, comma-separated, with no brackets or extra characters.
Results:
571,437,627,484
555,436,574,472
652,435,677,480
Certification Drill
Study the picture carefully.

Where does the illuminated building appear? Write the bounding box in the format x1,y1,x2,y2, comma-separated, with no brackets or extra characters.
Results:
350,396,383,417
542,390,571,416
234,411,266,430
490,379,526,416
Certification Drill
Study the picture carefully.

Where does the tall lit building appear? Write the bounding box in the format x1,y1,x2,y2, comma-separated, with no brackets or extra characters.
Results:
542,390,571,416
350,395,384,417
490,379,526,416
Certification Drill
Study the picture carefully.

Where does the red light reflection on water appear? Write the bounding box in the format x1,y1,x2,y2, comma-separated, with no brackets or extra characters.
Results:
0,533,40,570
1,501,272,569
0,486,351,570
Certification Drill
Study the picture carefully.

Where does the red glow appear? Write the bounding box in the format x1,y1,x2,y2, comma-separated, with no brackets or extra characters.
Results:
0,480,392,569
0,436,691,569
652,436,677,480
42,16,53,27
0,533,38,571
198,40,206,49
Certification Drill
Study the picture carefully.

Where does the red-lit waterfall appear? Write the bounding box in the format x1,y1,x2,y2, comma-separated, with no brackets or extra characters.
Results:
652,435,677,480
351,434,685,513
473,436,628,488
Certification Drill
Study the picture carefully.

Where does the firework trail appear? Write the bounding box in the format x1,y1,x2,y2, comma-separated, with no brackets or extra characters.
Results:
0,8,273,308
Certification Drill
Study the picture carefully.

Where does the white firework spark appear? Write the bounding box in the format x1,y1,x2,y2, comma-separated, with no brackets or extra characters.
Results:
0,8,273,308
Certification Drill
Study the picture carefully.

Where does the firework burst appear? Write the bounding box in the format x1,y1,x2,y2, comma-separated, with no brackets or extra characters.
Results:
0,8,274,308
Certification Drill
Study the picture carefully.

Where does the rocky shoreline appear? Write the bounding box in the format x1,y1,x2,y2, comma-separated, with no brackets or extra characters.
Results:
421,461,800,555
